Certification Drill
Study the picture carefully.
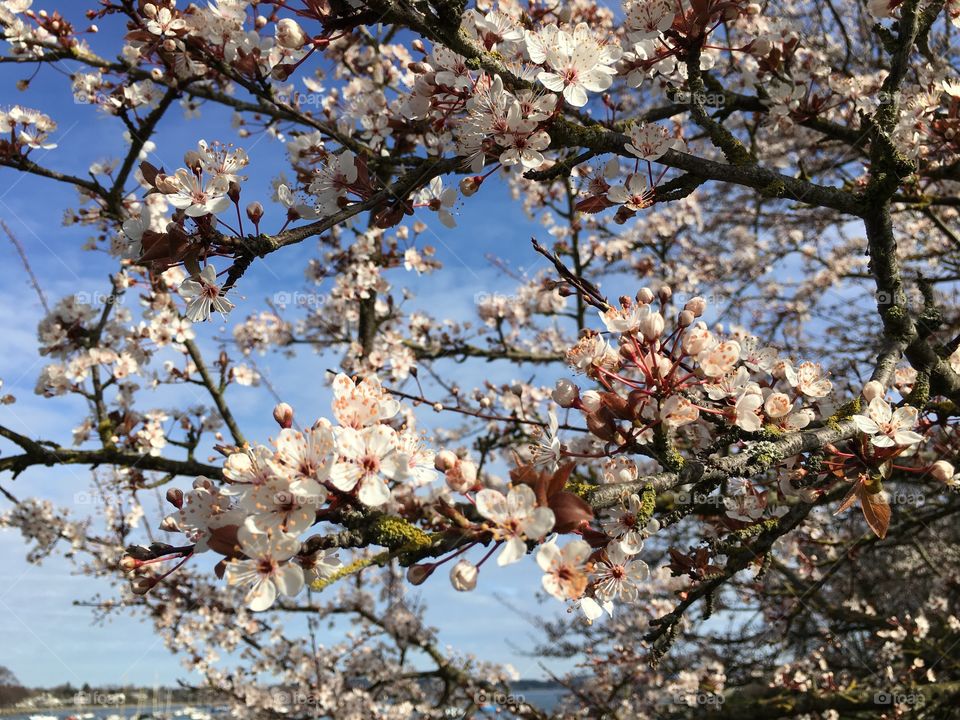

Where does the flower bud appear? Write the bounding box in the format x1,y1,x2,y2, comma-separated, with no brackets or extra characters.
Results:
449,559,478,591
644,518,660,534
159,515,180,532
684,296,707,316
862,380,884,402
165,487,184,508
246,201,264,224
435,450,459,472
678,309,695,327
580,390,602,413
459,460,478,485
931,460,956,484
276,18,308,49
552,379,579,407
751,38,772,55
271,63,294,81
639,311,665,341
459,175,482,196
658,285,672,303
636,287,654,305
407,563,435,585
273,402,294,429
119,555,140,572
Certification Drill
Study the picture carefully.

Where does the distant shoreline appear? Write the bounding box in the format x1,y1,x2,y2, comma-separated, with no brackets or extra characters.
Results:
0,701,212,717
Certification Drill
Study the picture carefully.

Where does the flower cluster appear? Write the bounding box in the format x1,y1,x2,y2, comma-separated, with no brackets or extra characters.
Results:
0,105,57,156
142,373,435,611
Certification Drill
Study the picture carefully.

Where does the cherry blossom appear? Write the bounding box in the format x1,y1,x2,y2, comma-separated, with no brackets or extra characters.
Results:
475,485,555,565
178,264,235,322
536,539,592,601
852,398,925,448
225,526,304,611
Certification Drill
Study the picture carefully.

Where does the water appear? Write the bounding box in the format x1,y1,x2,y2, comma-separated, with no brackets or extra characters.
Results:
2,690,568,719
0,706,222,720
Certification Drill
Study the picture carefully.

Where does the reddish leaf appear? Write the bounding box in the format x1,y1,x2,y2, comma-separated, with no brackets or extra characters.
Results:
549,491,594,534
575,195,615,214
860,487,890,540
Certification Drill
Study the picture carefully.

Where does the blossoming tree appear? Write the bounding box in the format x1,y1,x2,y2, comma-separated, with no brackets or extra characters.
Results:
2,0,960,716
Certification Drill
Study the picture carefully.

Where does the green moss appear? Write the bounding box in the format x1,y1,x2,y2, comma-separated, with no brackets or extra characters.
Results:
636,486,657,527
734,516,780,539
310,551,387,592
565,479,595,499
905,373,930,409
369,515,433,551
748,440,782,469
827,396,862,432
761,424,786,438
652,427,685,473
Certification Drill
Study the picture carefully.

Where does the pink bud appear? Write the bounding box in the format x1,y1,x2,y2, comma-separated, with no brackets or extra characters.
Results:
449,559,478,591
639,311,665,341
166,487,184,508
931,460,955,484
276,18,308,49
459,176,483,197
684,296,707,316
580,390,602,413
636,287,654,304
273,402,294,429
407,563,435,585
552,379,579,407
435,450,458,472
862,380,884,402
246,201,264,223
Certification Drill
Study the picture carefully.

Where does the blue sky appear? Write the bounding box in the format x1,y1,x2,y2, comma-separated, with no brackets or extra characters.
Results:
0,9,590,688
